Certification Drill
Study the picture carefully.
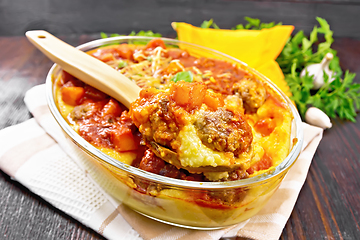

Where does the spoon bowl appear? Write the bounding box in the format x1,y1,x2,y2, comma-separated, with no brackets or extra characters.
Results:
147,141,254,173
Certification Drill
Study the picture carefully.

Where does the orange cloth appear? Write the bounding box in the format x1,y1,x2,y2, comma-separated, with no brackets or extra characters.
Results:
172,22,294,97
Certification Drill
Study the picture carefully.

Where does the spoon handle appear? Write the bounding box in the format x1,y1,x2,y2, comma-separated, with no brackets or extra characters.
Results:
26,30,140,108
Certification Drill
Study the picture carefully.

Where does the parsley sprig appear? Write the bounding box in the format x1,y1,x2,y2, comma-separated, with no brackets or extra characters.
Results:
286,63,360,121
276,17,341,76
278,17,359,121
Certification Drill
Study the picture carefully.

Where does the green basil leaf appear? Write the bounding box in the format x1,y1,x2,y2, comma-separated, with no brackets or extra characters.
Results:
171,71,193,83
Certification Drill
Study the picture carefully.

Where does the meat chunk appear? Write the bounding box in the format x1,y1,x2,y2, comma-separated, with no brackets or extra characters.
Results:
194,107,253,156
232,78,266,113
147,98,180,147
130,88,181,148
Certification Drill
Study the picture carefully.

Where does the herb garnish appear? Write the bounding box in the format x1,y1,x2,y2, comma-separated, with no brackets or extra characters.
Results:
171,71,193,83
276,17,341,76
277,17,359,121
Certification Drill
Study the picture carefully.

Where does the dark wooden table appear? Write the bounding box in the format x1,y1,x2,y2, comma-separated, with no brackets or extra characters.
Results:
0,34,359,240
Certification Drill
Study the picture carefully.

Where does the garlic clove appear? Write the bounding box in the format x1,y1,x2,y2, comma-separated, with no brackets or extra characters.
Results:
305,107,332,129
300,53,335,90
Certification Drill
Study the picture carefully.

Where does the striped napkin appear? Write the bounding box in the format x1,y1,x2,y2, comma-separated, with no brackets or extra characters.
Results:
0,84,323,240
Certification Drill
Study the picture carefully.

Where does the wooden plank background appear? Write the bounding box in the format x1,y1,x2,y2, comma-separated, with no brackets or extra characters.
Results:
0,0,359,39
0,1,359,239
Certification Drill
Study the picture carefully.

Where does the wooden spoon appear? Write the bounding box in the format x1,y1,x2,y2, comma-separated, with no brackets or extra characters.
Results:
26,30,140,108
26,31,252,173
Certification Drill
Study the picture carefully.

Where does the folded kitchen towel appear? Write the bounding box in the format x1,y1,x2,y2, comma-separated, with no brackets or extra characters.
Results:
0,84,323,240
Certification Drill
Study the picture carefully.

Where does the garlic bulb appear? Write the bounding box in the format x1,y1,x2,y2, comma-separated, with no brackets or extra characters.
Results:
300,53,335,90
305,107,332,129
